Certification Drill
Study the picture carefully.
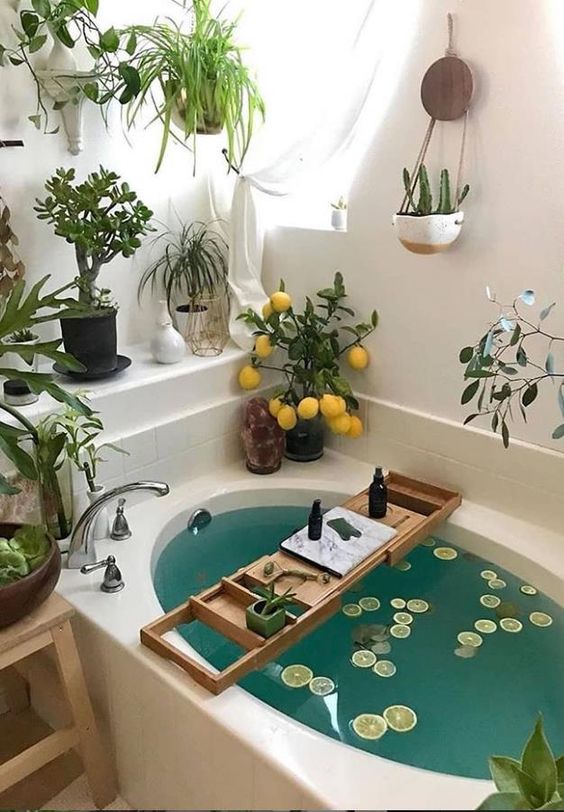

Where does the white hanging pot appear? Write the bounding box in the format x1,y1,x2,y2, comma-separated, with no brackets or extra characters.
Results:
393,211,464,255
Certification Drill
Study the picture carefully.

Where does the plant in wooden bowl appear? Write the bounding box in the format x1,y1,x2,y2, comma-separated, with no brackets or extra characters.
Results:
237,272,377,462
393,165,469,254
246,583,297,639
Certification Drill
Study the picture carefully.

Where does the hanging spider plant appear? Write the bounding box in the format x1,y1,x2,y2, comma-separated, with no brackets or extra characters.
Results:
138,220,228,317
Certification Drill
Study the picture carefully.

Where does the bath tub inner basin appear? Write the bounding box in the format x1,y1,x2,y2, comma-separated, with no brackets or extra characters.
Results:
153,504,564,779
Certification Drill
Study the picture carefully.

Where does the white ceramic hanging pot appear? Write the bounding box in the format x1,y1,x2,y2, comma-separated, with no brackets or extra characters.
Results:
393,211,464,255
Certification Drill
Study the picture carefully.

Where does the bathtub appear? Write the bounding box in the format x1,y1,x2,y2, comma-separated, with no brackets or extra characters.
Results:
57,452,564,810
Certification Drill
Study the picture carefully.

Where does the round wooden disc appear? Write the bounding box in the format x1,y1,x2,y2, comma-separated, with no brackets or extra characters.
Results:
420,56,473,121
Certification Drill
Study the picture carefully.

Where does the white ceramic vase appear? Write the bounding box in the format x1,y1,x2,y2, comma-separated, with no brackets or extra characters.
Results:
331,209,347,231
392,212,464,255
151,301,185,364
87,485,110,542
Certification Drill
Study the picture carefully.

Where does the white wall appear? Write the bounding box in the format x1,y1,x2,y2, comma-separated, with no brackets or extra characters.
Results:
261,0,564,453
0,0,226,346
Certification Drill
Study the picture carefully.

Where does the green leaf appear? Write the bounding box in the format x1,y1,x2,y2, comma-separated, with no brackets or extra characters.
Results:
84,0,99,13
522,384,538,407
522,717,557,805
460,346,474,364
0,434,38,481
20,11,39,38
510,323,522,346
502,421,510,448
100,26,119,52
55,22,74,48
477,792,529,810
29,34,48,53
371,309,378,328
0,472,20,496
31,0,51,17
539,800,564,810
556,757,564,784
125,30,137,55
490,757,525,794
552,424,564,440
465,369,496,379
461,380,480,405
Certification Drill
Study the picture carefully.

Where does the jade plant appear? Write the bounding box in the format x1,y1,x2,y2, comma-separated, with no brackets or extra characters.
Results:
35,167,153,311
402,165,470,215
478,717,564,810
0,526,51,586
460,288,564,447
0,0,265,173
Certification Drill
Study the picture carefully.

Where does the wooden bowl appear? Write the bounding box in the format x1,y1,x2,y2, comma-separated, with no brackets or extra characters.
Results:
0,525,62,629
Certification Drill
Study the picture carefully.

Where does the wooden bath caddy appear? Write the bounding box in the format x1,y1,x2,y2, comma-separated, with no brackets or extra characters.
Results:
141,472,461,694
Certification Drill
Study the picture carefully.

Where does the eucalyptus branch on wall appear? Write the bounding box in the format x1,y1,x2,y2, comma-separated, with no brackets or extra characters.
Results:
460,288,564,446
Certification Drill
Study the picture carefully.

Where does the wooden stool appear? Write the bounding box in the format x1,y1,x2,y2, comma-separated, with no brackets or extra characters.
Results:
0,593,116,809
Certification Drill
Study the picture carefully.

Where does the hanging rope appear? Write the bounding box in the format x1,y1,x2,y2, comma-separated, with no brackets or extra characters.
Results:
454,110,468,203
445,12,456,56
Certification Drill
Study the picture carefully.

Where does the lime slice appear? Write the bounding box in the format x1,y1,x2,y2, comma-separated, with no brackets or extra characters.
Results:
530,611,553,627
457,631,483,647
390,598,406,609
383,705,417,733
488,579,507,590
394,560,412,571
480,594,501,609
342,603,362,617
390,624,411,639
359,597,381,611
393,612,413,625
352,713,387,740
475,619,497,634
371,640,392,655
407,599,429,614
455,645,477,659
281,664,313,688
373,660,396,678
422,537,436,547
480,569,497,580
351,650,377,668
500,618,523,633
520,585,537,596
434,547,458,560
309,676,335,696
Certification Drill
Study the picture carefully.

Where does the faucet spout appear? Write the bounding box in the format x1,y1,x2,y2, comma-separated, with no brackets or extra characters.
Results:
67,481,170,569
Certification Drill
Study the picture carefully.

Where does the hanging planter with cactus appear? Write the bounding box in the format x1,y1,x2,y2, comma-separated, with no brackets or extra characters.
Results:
393,165,469,255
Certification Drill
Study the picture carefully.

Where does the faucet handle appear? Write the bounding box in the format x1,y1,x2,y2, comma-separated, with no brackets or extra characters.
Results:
80,555,125,593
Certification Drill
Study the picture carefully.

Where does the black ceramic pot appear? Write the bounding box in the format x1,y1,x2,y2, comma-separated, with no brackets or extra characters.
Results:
61,310,117,376
285,414,324,462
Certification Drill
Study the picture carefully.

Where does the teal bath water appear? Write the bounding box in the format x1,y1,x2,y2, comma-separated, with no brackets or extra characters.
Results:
153,506,564,778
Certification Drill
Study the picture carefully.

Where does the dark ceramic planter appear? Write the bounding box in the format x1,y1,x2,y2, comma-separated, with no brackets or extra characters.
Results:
61,310,117,376
285,414,324,462
0,526,61,629
245,600,286,638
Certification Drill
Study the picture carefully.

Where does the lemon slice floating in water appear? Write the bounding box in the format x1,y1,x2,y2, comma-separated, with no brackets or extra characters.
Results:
407,599,429,613
281,664,313,688
394,560,412,571
383,705,417,732
342,603,362,617
480,594,501,608
434,547,458,560
500,618,523,633
390,624,411,639
530,611,553,627
488,579,507,590
351,650,377,668
352,713,388,740
309,676,335,696
422,537,436,547
457,631,483,647
390,598,406,609
480,570,497,580
393,612,413,625
474,619,497,634
371,641,392,655
359,597,380,611
520,585,537,596
373,660,396,677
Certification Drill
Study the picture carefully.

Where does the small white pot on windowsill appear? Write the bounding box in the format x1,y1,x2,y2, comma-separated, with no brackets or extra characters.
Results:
330,197,348,231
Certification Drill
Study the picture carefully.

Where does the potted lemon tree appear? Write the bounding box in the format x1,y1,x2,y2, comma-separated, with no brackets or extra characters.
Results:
237,273,377,462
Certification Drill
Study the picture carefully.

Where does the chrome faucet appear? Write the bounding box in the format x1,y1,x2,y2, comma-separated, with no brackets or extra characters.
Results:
67,481,170,569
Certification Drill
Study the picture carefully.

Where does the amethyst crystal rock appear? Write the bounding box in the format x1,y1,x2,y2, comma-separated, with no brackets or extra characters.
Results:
242,397,285,474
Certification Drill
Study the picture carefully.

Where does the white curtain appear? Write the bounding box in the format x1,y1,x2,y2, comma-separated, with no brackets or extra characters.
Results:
210,0,403,348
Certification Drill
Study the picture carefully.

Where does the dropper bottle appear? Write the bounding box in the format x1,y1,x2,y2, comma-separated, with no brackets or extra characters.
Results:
308,499,323,540
368,467,387,519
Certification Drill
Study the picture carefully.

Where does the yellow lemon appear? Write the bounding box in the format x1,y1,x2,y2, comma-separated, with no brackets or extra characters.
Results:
262,301,273,319
268,398,283,418
297,397,319,420
347,345,370,370
254,335,273,358
347,415,363,438
328,413,352,435
319,394,345,418
277,404,298,431
270,291,292,313
238,365,261,390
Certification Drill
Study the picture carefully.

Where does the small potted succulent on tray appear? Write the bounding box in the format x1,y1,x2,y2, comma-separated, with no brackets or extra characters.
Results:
35,166,153,379
330,196,348,231
393,165,469,254
237,272,377,462
246,583,297,639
